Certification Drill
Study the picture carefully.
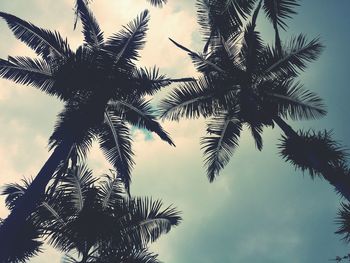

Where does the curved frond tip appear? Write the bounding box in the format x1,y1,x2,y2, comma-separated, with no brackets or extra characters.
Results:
201,111,242,181
0,12,71,60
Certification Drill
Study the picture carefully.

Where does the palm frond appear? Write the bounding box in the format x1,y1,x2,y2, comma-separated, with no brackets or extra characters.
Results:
105,10,149,65
267,80,327,120
217,34,243,65
147,0,167,7
132,66,169,96
232,0,262,76
160,77,228,121
262,34,324,78
247,123,263,151
225,0,258,23
196,0,255,49
131,66,195,97
76,0,104,49
126,249,162,263
59,165,95,212
1,178,31,211
336,202,350,243
109,98,174,146
125,198,181,247
99,113,134,191
169,38,226,74
0,12,71,60
34,190,70,229
0,56,54,94
263,0,299,30
241,21,264,76
40,201,66,225
99,171,125,209
201,111,242,181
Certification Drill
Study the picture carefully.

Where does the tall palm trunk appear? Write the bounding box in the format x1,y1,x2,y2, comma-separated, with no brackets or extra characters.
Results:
0,140,73,261
273,116,350,201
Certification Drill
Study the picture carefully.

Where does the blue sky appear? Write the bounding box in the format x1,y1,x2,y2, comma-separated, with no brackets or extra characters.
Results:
0,1,350,262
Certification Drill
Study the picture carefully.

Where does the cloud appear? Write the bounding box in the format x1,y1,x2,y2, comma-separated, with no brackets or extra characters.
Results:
0,1,349,263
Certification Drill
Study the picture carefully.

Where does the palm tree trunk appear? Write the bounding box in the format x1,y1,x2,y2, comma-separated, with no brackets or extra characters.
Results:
0,140,73,261
273,116,298,138
273,116,350,201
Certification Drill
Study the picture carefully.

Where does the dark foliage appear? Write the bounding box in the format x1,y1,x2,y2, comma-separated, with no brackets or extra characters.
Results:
336,203,350,243
161,0,325,180
279,130,348,178
0,218,42,263
0,0,187,189
0,1,192,260
1,164,181,263
263,0,299,30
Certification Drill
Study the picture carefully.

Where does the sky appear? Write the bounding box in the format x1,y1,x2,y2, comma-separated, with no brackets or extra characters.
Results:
0,0,350,262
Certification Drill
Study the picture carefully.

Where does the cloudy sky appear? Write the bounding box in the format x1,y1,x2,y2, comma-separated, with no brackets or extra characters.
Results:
0,0,350,262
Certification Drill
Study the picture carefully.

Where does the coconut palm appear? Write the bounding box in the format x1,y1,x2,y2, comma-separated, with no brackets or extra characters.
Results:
1,165,181,263
160,0,350,199
196,0,299,53
0,0,191,258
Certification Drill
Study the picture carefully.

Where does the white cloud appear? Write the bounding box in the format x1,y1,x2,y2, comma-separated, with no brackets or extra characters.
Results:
0,1,348,263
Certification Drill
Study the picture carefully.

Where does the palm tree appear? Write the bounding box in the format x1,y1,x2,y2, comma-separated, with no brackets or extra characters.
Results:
160,0,350,199
195,0,299,53
0,0,191,258
1,165,181,263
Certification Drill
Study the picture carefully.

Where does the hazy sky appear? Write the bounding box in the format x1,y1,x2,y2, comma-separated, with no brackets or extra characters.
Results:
0,1,350,262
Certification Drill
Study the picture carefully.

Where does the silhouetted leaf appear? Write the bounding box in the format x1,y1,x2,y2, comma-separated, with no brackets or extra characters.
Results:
0,12,71,60
201,111,242,181
1,178,32,210
0,56,54,94
105,10,149,65
58,165,95,212
336,203,350,243
124,198,181,247
109,98,174,146
267,80,326,120
263,0,299,30
76,0,104,48
125,249,162,263
247,123,264,151
99,114,134,191
160,77,220,121
99,172,124,209
169,37,226,73
147,0,167,7
262,34,324,79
